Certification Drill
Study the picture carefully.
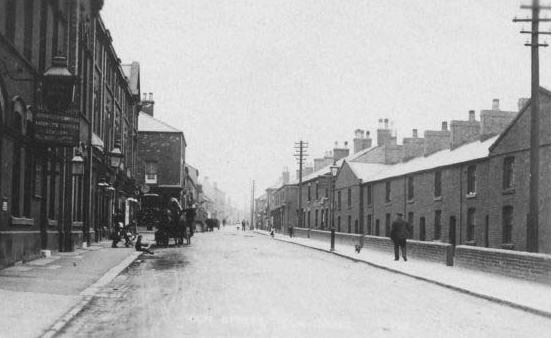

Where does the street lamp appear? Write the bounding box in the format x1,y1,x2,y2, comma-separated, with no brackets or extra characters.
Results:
43,56,77,112
330,162,339,251
109,143,123,169
71,151,84,176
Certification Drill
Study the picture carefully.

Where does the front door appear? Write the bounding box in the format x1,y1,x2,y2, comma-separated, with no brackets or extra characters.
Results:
449,216,456,245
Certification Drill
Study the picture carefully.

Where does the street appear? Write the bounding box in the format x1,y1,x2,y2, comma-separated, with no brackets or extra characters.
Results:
59,227,549,338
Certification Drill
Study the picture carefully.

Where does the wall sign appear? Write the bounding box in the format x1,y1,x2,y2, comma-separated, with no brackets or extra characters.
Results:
33,110,80,147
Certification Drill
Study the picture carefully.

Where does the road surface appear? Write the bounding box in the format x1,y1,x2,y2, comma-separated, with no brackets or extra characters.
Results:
59,226,550,338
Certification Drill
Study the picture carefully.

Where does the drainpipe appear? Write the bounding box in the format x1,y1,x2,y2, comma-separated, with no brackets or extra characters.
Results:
459,166,463,245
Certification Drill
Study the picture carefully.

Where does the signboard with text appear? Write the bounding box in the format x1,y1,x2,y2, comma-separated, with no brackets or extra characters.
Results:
33,110,80,147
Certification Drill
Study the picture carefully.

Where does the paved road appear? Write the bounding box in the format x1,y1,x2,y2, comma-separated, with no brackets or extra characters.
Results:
59,227,549,338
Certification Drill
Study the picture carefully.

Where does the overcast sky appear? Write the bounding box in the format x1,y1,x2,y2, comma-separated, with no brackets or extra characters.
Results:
102,0,550,212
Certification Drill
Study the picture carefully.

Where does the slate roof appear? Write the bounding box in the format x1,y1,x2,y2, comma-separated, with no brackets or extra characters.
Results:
345,135,499,183
138,112,182,133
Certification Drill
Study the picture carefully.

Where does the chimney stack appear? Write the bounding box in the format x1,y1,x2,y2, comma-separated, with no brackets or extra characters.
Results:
480,100,517,141
282,168,290,185
333,141,350,161
353,129,372,153
441,121,448,131
141,91,155,116
518,97,530,111
384,118,389,129
412,129,418,138
402,129,424,161
450,111,481,149
492,98,500,111
377,118,392,146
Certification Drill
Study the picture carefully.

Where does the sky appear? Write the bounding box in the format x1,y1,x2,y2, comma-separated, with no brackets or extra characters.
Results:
101,0,551,212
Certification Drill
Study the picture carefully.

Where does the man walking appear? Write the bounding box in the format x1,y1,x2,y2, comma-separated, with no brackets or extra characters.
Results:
390,213,412,261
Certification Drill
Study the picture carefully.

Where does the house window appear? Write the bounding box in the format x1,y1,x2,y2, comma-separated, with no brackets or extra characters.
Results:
419,217,426,241
337,216,341,232
467,165,477,194
23,0,34,61
48,161,58,219
11,145,21,217
375,219,380,236
366,184,373,205
347,215,352,233
315,210,318,228
502,206,513,244
337,191,341,210
434,170,442,197
347,188,352,208
5,0,16,43
307,184,311,201
434,210,442,240
407,176,414,200
408,212,414,239
145,161,158,184
355,219,359,234
325,188,328,198
315,183,319,200
385,181,391,202
385,213,391,236
467,208,476,242
367,214,373,235
503,157,514,190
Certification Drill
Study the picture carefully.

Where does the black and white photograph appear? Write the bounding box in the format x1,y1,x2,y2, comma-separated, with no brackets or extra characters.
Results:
0,0,550,337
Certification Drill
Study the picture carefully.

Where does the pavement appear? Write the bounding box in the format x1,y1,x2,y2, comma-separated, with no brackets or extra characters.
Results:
0,238,145,338
255,229,551,317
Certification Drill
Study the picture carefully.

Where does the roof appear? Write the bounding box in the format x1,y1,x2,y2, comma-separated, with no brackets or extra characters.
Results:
288,144,378,185
138,112,182,133
345,135,498,183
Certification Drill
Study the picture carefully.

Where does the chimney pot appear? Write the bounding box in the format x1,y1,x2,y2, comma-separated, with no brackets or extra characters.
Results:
469,110,475,122
412,129,418,138
442,121,448,130
384,118,389,129
492,98,500,111
366,131,370,137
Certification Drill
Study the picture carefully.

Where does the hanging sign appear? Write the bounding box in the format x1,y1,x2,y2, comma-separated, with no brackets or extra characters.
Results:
33,110,80,147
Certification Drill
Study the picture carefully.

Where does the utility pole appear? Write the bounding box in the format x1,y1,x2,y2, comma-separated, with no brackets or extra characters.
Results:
513,0,550,252
250,179,255,230
294,140,309,228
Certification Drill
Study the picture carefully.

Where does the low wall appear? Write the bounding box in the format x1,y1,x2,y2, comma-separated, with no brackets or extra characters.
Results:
454,245,551,284
291,228,453,265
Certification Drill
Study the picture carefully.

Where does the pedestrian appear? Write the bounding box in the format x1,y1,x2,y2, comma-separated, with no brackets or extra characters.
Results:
135,235,154,255
288,225,294,238
242,220,246,231
270,227,275,238
390,213,412,261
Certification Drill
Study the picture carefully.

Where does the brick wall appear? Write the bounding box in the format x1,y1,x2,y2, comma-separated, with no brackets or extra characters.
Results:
137,132,183,186
454,245,551,283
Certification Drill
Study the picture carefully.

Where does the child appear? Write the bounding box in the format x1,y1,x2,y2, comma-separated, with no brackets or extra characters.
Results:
135,235,154,255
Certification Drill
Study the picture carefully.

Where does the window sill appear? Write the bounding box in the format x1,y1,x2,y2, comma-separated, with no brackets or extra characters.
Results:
464,240,476,246
72,221,83,228
384,201,392,206
48,219,58,227
501,243,515,250
433,196,442,202
407,199,415,204
502,188,515,195
10,216,34,226
465,193,477,199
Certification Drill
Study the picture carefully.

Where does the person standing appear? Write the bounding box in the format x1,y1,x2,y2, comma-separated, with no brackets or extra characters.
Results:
390,213,412,261
241,220,246,231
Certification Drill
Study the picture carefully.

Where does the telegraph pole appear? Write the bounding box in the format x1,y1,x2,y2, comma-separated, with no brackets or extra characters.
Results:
294,141,309,228
513,0,550,252
250,179,255,230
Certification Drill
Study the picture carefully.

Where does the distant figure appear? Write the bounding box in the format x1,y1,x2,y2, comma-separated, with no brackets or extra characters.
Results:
242,220,246,231
135,235,154,255
270,227,275,238
288,225,294,238
390,213,412,261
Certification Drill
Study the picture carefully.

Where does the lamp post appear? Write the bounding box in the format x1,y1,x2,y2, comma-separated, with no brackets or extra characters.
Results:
43,56,78,252
330,162,339,251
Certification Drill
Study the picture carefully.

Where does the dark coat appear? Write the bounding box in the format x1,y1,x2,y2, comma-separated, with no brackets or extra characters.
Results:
390,218,411,242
